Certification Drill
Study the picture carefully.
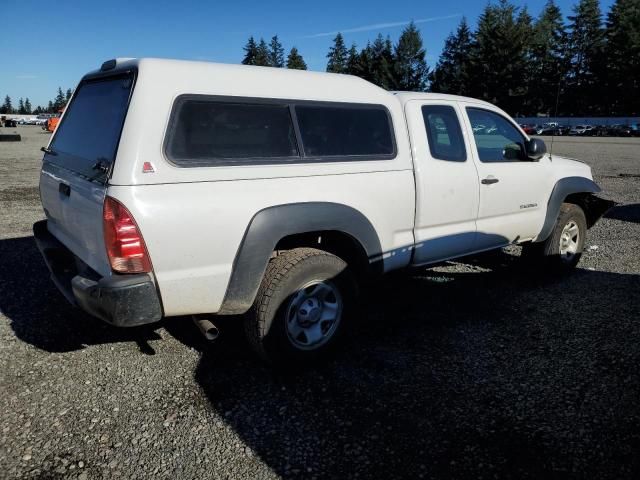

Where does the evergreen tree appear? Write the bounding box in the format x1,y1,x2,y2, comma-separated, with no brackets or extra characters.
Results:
527,0,569,115
242,36,258,65
268,35,285,68
47,101,54,113
354,42,375,82
393,21,429,91
1,95,12,114
470,0,532,115
33,106,43,115
18,98,26,114
254,38,271,66
24,98,32,114
53,87,66,110
286,47,307,70
346,43,360,75
326,33,348,73
430,18,473,95
65,88,73,101
605,0,640,115
566,0,606,115
369,34,395,89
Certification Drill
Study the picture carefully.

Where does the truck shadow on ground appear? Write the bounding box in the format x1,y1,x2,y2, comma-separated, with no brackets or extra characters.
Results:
1,236,162,354
3,235,640,478
165,249,640,479
604,203,640,223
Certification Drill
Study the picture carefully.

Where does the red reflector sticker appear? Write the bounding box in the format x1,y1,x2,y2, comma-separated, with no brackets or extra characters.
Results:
142,162,155,173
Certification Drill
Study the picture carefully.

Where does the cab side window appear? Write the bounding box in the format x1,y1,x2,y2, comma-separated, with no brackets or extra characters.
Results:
467,108,527,162
421,105,466,162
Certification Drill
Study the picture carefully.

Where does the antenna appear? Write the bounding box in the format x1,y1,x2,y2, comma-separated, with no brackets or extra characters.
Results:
549,77,563,160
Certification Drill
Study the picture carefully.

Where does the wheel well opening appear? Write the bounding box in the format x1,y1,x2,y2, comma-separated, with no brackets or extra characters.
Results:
274,231,371,279
564,192,614,228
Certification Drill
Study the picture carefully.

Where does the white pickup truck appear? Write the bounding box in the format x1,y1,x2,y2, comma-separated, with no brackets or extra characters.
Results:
34,58,612,364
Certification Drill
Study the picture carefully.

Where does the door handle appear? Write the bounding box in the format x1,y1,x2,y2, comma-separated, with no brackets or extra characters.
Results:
481,177,499,185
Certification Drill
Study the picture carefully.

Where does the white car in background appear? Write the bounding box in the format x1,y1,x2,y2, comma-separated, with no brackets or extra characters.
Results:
569,125,595,136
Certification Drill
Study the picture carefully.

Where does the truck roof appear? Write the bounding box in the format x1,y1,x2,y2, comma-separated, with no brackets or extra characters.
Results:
391,91,495,108
87,58,496,109
86,57,394,105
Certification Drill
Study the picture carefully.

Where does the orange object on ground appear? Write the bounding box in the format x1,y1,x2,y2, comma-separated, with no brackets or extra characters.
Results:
46,107,65,132
47,117,60,132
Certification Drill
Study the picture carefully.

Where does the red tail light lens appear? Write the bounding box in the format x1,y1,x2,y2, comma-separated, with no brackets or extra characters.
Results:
103,196,152,273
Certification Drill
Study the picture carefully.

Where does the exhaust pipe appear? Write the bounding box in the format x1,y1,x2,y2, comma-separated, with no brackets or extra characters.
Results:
192,316,219,341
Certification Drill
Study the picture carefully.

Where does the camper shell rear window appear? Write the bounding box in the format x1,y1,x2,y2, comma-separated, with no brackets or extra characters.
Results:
46,72,135,182
164,95,396,167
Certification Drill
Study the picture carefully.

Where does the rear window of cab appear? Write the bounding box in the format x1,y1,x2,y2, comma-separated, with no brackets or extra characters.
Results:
164,96,396,167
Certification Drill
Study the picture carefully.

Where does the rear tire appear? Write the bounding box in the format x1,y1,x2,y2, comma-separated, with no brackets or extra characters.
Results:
522,203,587,271
245,248,357,366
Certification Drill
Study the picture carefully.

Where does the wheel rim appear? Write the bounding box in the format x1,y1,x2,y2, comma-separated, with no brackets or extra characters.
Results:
559,220,580,261
285,280,343,350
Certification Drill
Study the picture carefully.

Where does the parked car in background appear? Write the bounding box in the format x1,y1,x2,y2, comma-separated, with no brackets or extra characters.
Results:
536,125,570,136
591,125,608,136
33,57,613,365
569,125,595,136
519,124,538,135
606,124,633,137
1,117,18,127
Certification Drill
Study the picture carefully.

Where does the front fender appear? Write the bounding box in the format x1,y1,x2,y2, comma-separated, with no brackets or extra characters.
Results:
535,176,612,242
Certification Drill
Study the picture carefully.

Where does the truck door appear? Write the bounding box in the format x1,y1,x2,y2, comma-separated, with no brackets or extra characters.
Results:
405,100,480,265
460,104,553,250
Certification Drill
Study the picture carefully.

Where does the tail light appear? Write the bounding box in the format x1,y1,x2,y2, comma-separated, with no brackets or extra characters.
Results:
103,196,152,273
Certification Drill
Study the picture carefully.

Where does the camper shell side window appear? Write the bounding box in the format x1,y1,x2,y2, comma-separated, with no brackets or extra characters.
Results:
163,95,397,167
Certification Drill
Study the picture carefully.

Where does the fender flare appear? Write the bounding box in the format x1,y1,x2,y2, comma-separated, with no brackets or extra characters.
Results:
535,176,601,242
217,202,383,315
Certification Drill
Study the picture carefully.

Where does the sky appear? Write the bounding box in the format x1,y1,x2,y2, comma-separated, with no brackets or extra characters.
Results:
1,0,615,109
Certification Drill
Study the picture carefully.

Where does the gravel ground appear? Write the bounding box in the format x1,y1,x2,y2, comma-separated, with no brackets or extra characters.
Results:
1,127,639,479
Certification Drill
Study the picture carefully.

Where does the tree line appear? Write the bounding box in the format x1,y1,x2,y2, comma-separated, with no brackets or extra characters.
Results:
241,35,308,70
431,0,639,116
3,0,636,118
240,25,428,91
241,0,639,117
1,87,73,115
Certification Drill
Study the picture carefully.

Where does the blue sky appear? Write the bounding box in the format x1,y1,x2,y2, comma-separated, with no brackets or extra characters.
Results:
1,0,615,108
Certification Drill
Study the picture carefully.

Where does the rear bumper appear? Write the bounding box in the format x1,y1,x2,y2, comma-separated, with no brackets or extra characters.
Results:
33,220,163,327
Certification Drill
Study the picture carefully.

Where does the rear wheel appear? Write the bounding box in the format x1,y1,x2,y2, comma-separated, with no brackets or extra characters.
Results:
522,203,587,271
245,248,357,365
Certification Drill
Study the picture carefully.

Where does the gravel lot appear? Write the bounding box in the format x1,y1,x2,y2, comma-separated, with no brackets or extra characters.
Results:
1,127,639,479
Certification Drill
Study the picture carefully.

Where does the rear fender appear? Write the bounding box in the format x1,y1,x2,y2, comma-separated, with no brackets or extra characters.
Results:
217,202,382,315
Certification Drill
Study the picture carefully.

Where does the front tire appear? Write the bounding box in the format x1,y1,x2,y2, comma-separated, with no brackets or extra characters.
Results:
523,203,587,271
245,248,357,365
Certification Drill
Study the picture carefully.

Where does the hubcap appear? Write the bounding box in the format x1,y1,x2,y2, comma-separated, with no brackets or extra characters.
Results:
559,220,580,261
285,280,343,350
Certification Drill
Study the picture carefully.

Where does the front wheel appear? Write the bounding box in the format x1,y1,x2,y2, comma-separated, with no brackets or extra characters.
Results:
522,203,587,271
245,248,357,365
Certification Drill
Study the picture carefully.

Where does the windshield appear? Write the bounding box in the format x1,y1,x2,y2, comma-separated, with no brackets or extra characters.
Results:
48,72,134,182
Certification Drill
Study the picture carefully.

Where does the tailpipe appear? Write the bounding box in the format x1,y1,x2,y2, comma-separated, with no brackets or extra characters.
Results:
192,316,219,341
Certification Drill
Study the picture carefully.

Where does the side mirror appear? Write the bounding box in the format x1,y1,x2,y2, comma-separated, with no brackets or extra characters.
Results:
526,138,547,161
